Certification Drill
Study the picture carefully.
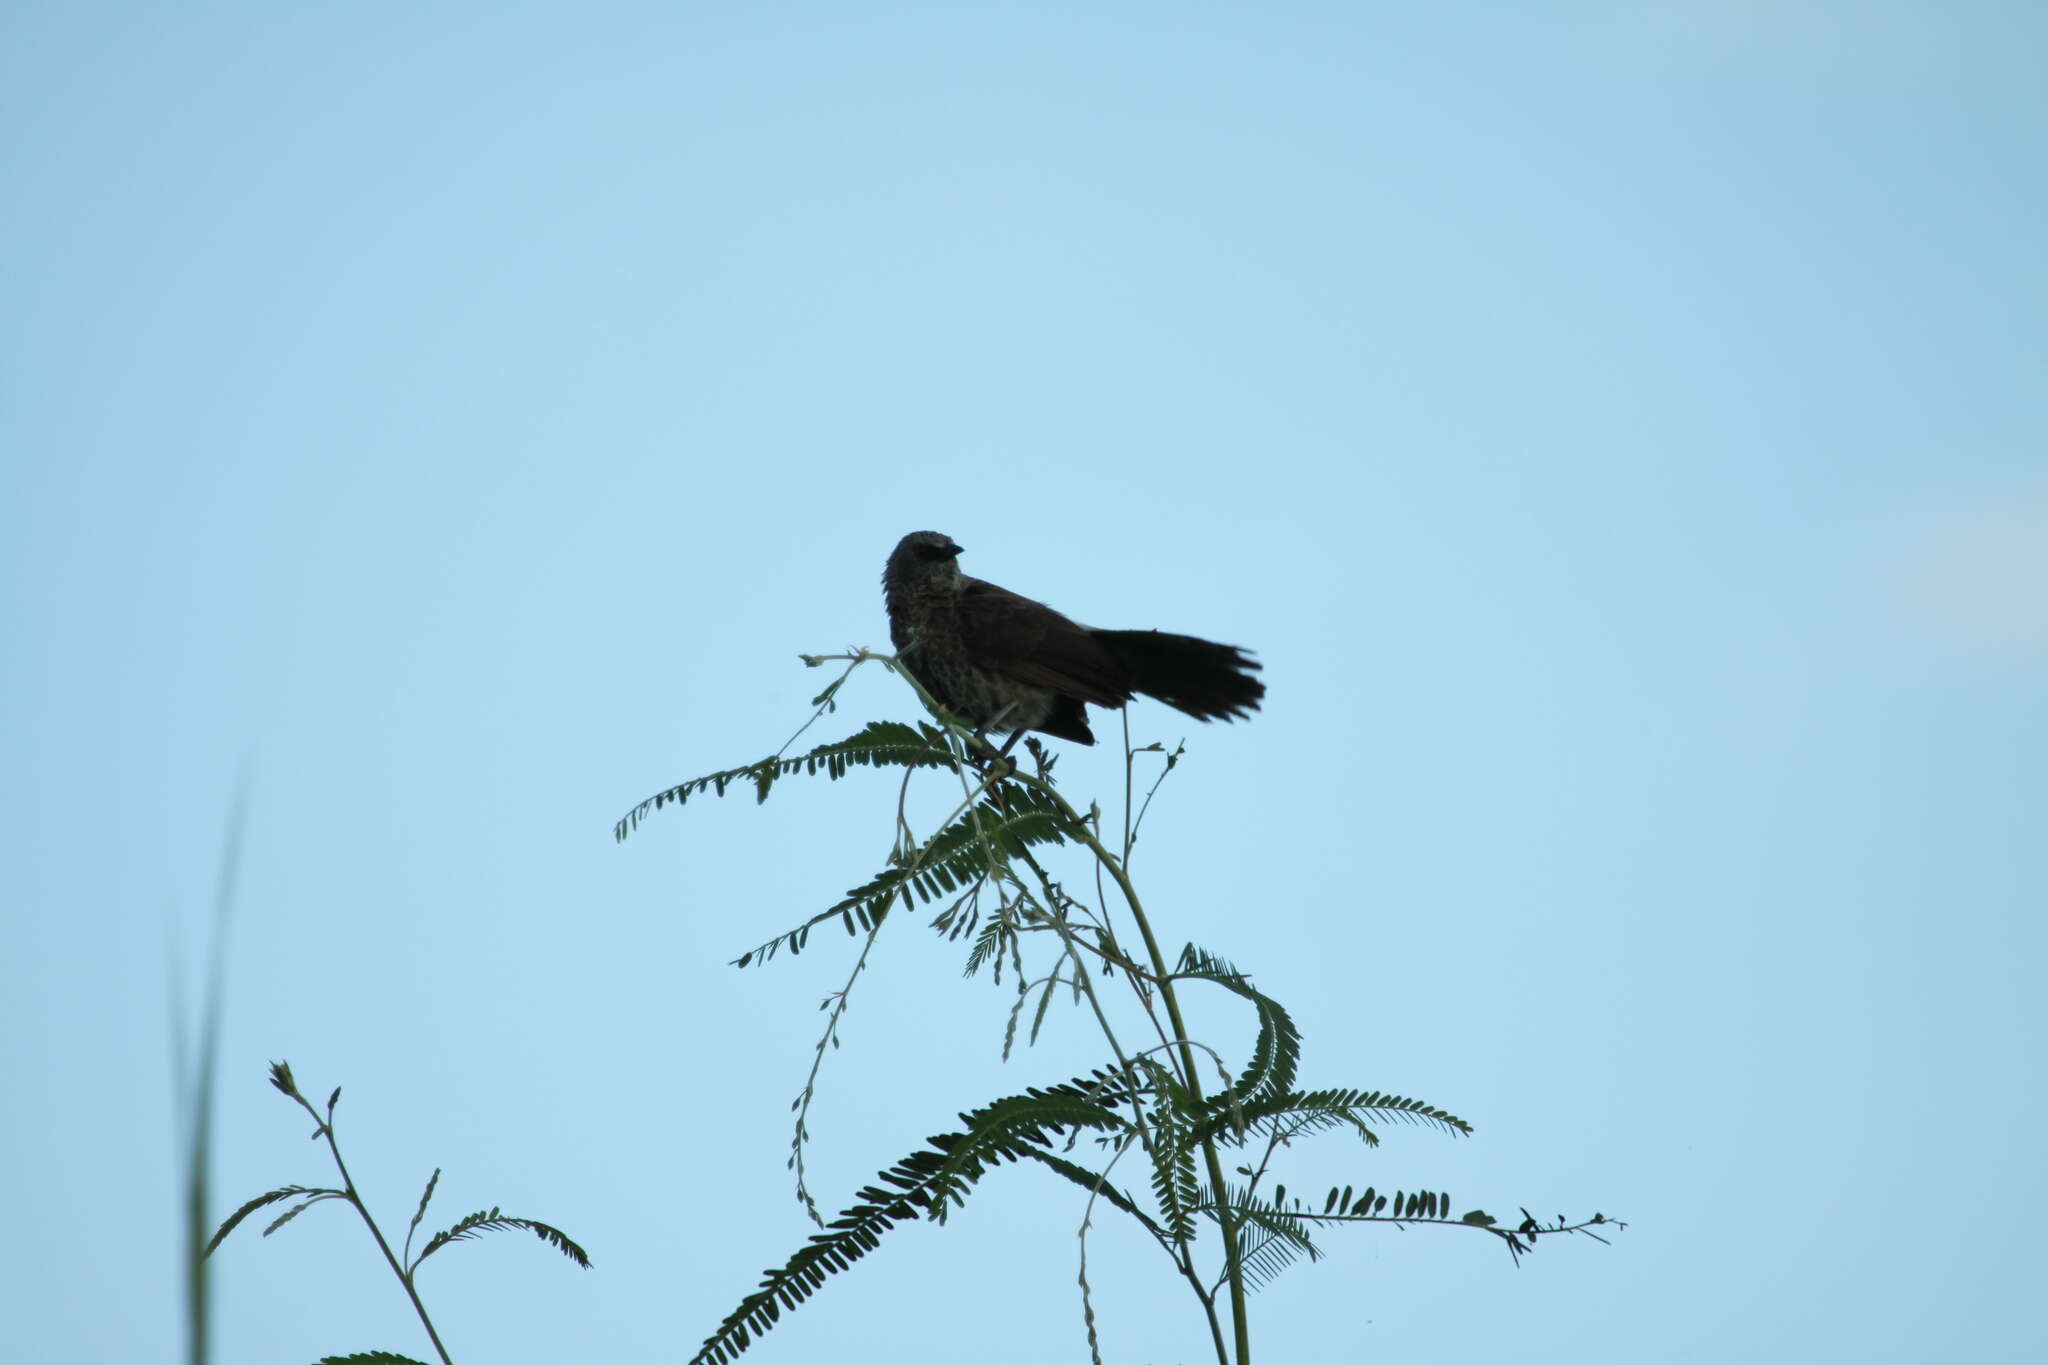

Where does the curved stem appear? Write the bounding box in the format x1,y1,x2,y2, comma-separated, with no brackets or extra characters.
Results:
293,1096,453,1365
1011,844,1232,1361
1015,771,1253,1365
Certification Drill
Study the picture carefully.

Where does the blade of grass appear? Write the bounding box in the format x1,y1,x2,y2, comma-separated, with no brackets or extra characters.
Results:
174,769,250,1365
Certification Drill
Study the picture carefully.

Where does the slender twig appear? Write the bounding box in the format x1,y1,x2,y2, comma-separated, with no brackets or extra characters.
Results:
780,652,869,758
1008,776,1238,1359
789,916,890,1227
1121,710,1135,863
265,1074,455,1365
1127,739,1185,866
1008,768,1254,1365
1247,1208,1623,1258
1073,1131,1186,1365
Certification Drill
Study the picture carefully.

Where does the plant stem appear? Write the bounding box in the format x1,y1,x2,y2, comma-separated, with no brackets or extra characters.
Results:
1019,772,1253,1365
1013,840,1233,1360
309,1111,455,1365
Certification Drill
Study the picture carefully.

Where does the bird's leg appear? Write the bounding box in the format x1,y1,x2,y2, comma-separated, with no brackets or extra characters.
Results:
971,702,1020,751
966,704,1025,783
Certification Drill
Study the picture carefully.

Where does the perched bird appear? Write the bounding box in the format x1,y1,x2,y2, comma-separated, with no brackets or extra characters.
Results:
882,530,1264,745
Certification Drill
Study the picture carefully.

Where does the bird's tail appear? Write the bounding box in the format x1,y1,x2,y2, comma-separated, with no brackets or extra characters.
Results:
1094,630,1265,723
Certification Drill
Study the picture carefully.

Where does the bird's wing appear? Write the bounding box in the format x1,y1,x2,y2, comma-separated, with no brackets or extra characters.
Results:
956,579,1133,707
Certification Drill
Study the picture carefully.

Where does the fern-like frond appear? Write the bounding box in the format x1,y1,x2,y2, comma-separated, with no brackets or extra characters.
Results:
1173,945,1299,1107
1194,1087,1471,1148
615,721,956,841
691,1073,1132,1365
963,897,1018,978
735,782,1076,968
1142,1106,1202,1244
934,1084,1132,1215
1213,1187,1323,1288
690,1150,947,1364
1303,1184,1454,1223
929,880,987,942
205,1185,342,1256
262,1192,345,1236
412,1207,591,1271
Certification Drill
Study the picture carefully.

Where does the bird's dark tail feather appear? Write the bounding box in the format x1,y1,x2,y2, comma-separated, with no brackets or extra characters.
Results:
1094,630,1265,723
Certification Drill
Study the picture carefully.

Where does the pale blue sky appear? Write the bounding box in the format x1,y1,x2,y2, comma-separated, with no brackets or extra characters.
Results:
4,3,2044,1362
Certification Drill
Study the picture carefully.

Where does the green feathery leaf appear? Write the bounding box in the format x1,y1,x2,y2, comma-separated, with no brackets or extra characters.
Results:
1300,1184,1467,1227
413,1208,592,1271
615,721,957,841
205,1186,342,1256
402,1168,441,1266
1192,1087,1471,1148
1139,1090,1203,1246
691,1073,1130,1365
1209,1185,1322,1288
262,1193,345,1237
932,1084,1132,1220
1173,945,1300,1108
735,782,1076,968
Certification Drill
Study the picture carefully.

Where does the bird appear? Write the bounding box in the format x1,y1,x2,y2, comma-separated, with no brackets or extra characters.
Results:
882,530,1264,746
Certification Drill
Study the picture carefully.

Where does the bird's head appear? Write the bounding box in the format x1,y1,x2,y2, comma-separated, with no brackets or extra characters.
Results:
885,531,966,588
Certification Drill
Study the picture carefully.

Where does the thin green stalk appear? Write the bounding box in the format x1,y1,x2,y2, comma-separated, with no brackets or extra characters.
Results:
1013,846,1230,1358
326,1130,453,1365
790,912,891,1226
1015,770,1253,1365
280,1085,455,1365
